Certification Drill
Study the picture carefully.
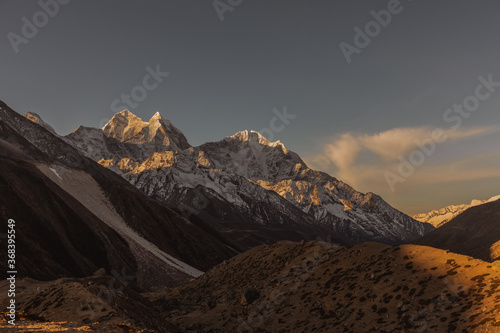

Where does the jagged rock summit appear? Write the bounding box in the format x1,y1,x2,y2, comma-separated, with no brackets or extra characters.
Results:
102,109,191,150
65,110,191,163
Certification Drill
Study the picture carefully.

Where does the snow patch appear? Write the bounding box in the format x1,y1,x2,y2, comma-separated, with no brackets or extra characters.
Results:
37,164,203,279
49,167,62,180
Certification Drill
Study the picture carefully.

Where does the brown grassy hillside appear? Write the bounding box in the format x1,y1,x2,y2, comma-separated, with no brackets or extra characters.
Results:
2,241,500,332
151,241,500,332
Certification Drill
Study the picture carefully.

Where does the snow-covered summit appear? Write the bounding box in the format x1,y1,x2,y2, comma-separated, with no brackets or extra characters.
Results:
148,111,174,127
150,111,161,119
230,130,288,152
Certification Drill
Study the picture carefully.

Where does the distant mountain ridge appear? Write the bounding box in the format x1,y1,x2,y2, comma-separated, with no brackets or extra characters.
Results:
62,109,433,246
415,198,500,261
413,195,500,228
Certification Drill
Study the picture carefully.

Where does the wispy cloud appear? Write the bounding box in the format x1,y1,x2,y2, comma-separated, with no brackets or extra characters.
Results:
304,125,500,196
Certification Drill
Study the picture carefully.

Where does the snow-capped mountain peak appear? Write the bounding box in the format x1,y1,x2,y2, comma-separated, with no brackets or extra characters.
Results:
148,111,174,126
101,109,191,150
147,111,177,133
230,130,288,153
151,111,161,119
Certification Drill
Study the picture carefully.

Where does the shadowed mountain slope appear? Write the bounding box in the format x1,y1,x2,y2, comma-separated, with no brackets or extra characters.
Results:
0,100,240,289
415,198,500,262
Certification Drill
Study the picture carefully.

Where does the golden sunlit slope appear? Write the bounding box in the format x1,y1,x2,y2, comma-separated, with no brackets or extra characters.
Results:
2,241,500,332
150,241,500,332
0,276,180,332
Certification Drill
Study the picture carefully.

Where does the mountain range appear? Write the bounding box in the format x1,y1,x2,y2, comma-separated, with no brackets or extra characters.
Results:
62,109,433,249
413,195,500,228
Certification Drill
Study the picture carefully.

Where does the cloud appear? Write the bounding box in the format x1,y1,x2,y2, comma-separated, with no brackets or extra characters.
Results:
324,133,361,169
360,127,434,160
304,125,500,193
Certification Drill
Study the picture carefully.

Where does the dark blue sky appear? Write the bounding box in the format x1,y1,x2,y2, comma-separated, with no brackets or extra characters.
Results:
2,0,500,213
